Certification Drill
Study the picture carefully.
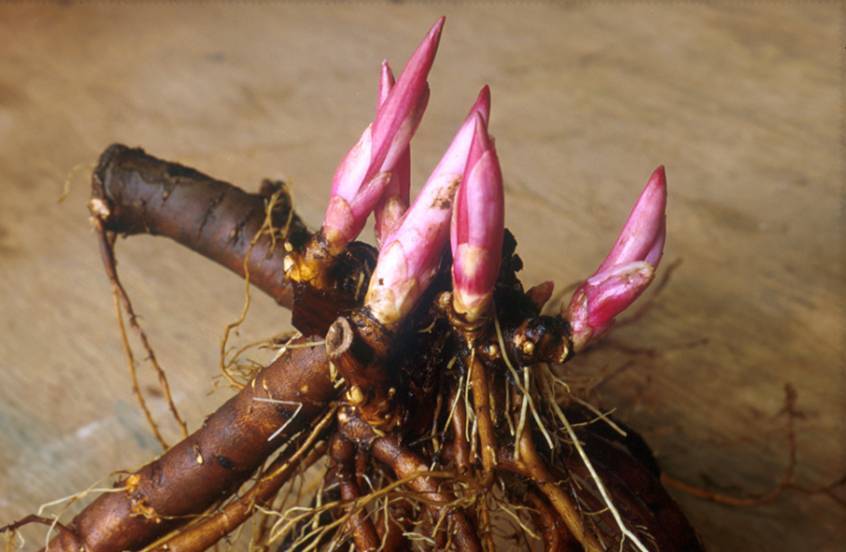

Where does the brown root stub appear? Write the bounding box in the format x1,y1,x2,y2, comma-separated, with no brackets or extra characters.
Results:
326,316,356,359
46,340,335,552
91,144,310,308
327,309,396,428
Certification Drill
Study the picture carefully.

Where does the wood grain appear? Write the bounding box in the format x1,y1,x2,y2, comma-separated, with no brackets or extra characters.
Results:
0,3,841,550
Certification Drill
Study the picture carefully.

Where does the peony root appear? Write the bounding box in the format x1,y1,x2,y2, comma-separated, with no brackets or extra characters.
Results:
3,18,725,552
31,142,699,551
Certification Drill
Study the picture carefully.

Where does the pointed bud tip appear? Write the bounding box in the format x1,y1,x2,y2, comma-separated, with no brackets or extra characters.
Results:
471,85,492,124
641,166,667,210
380,60,395,83
648,165,667,193
478,85,491,110
430,16,446,40
411,17,445,71
413,17,446,64
378,61,396,107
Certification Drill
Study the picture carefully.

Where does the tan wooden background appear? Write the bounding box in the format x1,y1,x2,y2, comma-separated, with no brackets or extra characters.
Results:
0,3,842,550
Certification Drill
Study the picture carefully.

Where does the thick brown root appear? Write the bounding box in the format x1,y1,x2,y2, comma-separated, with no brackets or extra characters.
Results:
46,341,334,552
149,411,333,552
90,144,310,308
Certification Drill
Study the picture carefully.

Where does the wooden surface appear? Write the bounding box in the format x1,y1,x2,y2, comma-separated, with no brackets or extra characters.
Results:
0,3,842,550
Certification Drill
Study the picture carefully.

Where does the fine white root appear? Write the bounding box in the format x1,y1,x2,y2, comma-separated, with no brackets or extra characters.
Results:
271,331,304,362
252,397,304,442
541,364,628,438
493,312,555,453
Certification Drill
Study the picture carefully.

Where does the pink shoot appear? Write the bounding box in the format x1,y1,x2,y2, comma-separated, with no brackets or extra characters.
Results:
322,18,444,252
597,166,667,272
566,166,667,351
450,114,504,322
373,61,412,246
365,86,491,328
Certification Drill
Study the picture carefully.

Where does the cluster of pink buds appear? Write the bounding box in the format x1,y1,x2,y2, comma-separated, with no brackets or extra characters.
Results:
322,17,668,344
